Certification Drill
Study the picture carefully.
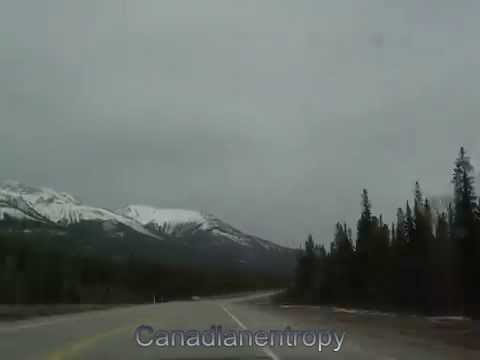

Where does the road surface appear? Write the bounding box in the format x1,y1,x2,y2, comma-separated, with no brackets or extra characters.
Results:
0,292,477,359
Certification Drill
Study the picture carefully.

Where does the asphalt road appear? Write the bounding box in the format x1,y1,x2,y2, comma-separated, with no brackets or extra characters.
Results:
0,292,478,359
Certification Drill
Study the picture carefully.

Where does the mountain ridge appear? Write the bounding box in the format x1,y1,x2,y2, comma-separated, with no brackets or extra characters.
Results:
0,180,289,252
116,204,282,250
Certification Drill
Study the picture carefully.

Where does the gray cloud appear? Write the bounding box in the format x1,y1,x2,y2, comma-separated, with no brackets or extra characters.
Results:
1,0,480,247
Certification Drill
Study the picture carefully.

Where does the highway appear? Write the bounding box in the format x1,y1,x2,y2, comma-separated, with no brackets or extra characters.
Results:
0,292,478,359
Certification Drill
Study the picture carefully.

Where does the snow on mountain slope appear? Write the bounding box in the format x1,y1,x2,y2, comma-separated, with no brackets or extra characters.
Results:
0,207,36,221
0,180,160,238
0,181,285,251
116,205,280,250
116,206,209,233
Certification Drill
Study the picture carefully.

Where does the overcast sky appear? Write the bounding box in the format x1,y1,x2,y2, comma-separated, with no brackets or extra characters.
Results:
1,1,480,247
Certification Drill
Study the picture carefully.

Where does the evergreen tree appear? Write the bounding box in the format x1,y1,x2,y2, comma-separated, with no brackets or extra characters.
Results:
355,189,373,302
392,208,409,307
356,189,372,255
414,181,423,214
294,234,317,302
405,201,415,244
368,215,390,305
329,223,355,302
395,208,407,248
284,145,480,316
433,212,456,312
451,147,478,318
305,234,315,259
333,223,354,256
408,182,434,312
452,147,476,237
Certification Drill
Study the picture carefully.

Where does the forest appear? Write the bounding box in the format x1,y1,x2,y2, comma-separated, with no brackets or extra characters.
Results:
292,147,480,319
0,231,285,304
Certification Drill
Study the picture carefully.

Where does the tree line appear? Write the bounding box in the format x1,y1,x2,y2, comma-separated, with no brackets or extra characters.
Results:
0,232,284,304
292,147,480,318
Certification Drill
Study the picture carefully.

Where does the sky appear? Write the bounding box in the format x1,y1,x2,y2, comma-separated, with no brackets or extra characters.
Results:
1,0,480,247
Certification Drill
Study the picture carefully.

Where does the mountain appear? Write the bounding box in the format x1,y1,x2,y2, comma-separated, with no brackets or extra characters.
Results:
0,180,160,239
0,180,296,276
116,205,282,250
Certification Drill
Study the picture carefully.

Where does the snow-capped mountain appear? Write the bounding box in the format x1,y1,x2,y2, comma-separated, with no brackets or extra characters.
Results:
117,206,210,234
0,180,296,275
116,205,281,250
0,180,159,238
0,180,287,250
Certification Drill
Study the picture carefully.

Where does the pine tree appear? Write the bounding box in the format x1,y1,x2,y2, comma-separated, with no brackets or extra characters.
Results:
422,197,435,312
413,182,429,259
295,234,317,301
451,147,478,318
392,207,409,307
288,145,479,315
405,201,415,244
452,147,476,239
357,189,372,255
333,223,354,256
414,181,424,214
305,234,315,259
330,223,355,301
434,212,455,312
355,189,373,302
395,208,407,248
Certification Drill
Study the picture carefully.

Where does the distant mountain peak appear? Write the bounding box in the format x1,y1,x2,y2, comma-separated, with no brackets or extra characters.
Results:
0,179,80,205
0,180,295,275
118,205,208,225
0,181,288,252
116,204,281,250
0,180,159,238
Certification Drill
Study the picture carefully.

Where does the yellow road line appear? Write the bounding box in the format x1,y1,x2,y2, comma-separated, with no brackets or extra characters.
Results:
47,324,135,360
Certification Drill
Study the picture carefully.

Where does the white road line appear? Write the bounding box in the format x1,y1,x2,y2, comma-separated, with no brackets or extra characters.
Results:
220,304,281,360
220,305,248,330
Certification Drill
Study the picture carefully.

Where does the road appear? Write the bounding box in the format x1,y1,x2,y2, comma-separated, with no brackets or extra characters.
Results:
0,292,478,359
